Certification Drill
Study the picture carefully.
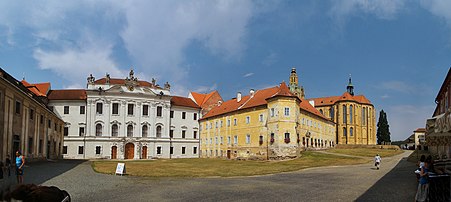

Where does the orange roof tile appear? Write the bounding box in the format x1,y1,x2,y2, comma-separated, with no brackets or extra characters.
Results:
202,82,330,122
309,92,372,107
48,89,87,100
414,128,426,133
190,91,219,106
20,80,49,96
171,96,201,109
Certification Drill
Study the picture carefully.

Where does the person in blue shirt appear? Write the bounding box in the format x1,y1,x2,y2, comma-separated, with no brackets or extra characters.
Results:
15,151,25,184
415,158,430,202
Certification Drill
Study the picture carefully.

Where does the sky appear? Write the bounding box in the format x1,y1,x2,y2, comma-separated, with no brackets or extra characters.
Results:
0,0,450,141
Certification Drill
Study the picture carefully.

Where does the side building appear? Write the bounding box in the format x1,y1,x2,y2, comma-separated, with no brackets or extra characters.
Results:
308,76,376,145
199,82,336,160
0,68,64,162
48,70,201,159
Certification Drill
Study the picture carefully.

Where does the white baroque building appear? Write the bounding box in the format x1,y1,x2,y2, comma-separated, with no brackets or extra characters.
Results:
48,70,201,159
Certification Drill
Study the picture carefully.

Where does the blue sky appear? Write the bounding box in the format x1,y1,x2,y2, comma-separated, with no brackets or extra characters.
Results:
0,0,449,141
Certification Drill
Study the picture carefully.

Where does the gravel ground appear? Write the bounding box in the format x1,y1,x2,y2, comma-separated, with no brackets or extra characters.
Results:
18,151,416,202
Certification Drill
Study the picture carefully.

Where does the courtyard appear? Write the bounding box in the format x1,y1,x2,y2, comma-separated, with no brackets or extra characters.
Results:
16,150,416,201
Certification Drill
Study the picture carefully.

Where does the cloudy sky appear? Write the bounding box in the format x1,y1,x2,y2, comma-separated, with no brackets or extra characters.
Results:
0,0,450,141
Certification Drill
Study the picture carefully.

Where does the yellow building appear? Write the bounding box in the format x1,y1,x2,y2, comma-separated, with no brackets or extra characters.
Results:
199,82,336,160
308,77,377,145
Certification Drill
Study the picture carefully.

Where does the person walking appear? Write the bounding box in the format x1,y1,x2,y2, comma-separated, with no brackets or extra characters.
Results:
374,154,381,170
415,158,430,202
15,151,25,184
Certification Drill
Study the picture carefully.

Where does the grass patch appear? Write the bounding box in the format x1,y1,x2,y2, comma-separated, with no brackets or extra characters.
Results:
92,151,368,178
327,148,403,158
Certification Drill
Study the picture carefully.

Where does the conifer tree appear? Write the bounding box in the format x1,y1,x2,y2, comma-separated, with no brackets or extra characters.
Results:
376,110,391,144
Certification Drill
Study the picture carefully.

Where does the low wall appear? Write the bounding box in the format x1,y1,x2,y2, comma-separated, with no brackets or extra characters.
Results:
335,144,400,150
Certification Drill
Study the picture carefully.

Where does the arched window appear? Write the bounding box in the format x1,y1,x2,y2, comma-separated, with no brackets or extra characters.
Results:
319,109,323,115
330,107,334,121
343,105,347,124
156,126,162,138
127,125,133,137
343,127,347,137
142,125,148,137
350,105,353,124
112,124,118,137
96,124,102,136
350,127,354,136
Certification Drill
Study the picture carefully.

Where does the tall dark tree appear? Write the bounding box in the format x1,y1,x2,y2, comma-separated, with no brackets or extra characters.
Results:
376,110,391,144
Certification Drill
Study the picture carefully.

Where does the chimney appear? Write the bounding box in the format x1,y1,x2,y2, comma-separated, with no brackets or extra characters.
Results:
309,100,315,107
250,89,255,97
237,92,242,102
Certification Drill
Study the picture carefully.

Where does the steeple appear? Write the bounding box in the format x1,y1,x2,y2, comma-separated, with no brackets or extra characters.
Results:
347,74,354,96
288,67,305,99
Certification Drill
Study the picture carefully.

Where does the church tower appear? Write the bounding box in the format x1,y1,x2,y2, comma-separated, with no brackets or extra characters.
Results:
289,67,305,99
347,74,354,96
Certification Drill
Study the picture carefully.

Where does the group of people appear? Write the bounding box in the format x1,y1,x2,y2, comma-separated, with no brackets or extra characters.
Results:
1,151,25,185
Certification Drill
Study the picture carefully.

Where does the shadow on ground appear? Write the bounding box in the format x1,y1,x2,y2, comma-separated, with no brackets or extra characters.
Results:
356,157,418,202
25,159,87,185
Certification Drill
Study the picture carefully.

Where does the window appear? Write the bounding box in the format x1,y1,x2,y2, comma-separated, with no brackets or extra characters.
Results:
270,108,275,117
170,147,174,154
112,103,119,115
246,116,250,124
234,136,238,145
350,105,353,124
96,103,103,114
343,127,347,136
78,146,84,154
215,121,218,128
142,125,148,137
259,114,264,122
111,124,118,137
193,147,197,154
227,119,230,126
227,136,231,145
157,146,162,155
28,138,33,154
142,104,149,116
95,124,102,136
259,135,264,144
170,111,174,118
215,137,218,144
319,109,323,115
285,133,290,141
233,119,237,126
128,104,134,115
284,107,290,116
350,127,354,136
95,146,101,155
64,127,69,136
193,131,197,139
182,112,186,119
330,106,334,121
194,113,197,120
362,107,366,126
343,105,347,124
29,109,34,120
182,147,186,154
78,127,84,136
127,125,133,137
156,126,162,138
220,136,224,144
170,130,174,138
220,120,223,127
157,106,162,117
39,140,43,154
63,146,67,154
182,130,186,138
64,106,69,114
80,106,85,114
246,134,251,144
40,115,44,124
15,101,21,114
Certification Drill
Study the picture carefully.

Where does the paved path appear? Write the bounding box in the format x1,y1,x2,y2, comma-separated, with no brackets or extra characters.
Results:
18,151,417,202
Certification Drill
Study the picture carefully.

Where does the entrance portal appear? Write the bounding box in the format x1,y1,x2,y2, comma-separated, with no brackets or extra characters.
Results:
227,150,231,159
111,146,117,159
124,143,134,159
142,146,147,159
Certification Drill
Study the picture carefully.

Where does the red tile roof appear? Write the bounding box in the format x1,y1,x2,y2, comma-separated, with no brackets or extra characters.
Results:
20,80,50,97
308,92,372,107
414,128,426,133
48,89,87,100
94,78,162,89
190,91,219,106
171,96,201,109
202,82,329,121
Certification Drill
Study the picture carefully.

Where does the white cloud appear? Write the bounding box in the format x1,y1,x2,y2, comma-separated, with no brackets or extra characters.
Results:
262,52,278,66
385,105,435,141
421,0,451,26
381,94,390,99
379,81,414,94
243,73,254,78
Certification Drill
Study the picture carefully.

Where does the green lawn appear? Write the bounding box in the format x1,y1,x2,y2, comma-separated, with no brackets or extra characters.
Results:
92,151,368,178
327,148,404,158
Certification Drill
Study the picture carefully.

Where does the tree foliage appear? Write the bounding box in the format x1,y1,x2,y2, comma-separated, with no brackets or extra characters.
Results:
376,110,391,144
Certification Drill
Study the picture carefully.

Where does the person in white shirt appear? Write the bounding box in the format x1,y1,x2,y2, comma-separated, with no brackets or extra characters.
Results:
374,154,381,170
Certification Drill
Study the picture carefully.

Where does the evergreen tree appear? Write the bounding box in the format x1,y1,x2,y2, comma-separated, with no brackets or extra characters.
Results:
376,110,391,144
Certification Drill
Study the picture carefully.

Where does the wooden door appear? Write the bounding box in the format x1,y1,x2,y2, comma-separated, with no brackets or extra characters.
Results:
111,146,117,159
227,150,231,159
125,143,134,159
142,146,147,159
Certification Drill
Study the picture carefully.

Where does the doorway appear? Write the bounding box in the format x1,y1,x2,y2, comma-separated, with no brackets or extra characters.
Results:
124,143,134,159
142,146,147,159
111,146,117,159
227,150,231,159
